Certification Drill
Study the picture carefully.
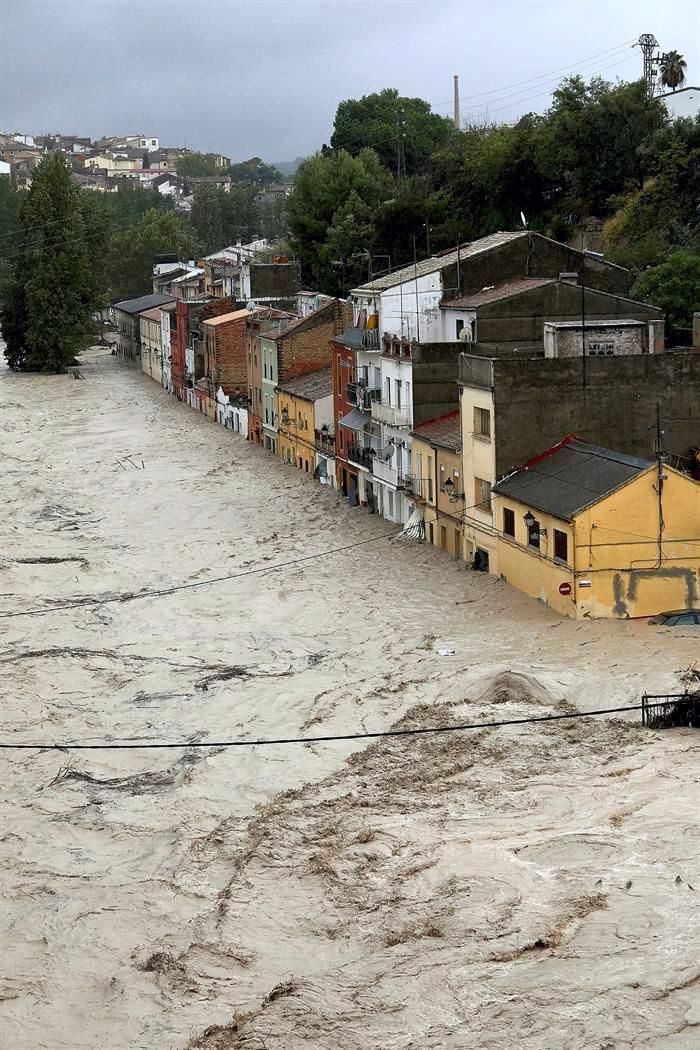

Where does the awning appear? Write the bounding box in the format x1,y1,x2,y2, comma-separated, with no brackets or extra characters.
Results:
339,408,368,432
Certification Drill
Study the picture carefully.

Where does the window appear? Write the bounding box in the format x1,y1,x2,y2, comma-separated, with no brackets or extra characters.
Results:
528,516,541,550
384,377,391,405
475,477,492,513
554,529,568,563
474,407,491,439
395,379,402,409
337,366,342,395
456,319,464,339
503,507,515,537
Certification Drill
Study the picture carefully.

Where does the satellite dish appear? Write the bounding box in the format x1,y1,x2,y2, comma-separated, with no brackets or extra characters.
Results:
520,211,528,229
246,300,257,312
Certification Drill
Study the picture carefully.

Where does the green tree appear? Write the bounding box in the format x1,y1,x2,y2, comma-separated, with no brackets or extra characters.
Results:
221,184,259,244
190,183,225,254
227,157,283,185
175,152,220,177
632,250,700,340
659,51,687,92
106,208,195,301
331,88,455,176
1,154,106,372
287,147,393,288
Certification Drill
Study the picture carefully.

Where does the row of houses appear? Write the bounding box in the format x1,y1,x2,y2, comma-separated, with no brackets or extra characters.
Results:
111,228,700,621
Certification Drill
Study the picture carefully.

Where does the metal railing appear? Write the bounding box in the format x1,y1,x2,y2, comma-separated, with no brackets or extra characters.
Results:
371,456,402,486
347,445,374,469
458,353,495,389
641,692,700,729
371,401,411,428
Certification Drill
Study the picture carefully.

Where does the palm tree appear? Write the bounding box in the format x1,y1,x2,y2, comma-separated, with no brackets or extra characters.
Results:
658,51,687,92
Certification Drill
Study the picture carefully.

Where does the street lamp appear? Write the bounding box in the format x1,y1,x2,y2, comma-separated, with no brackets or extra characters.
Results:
524,510,536,529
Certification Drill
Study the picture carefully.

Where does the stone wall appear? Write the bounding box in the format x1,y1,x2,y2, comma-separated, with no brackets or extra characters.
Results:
476,283,662,349
453,234,632,298
492,351,700,477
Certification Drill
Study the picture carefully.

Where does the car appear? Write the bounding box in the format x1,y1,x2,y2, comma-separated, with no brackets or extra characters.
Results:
648,610,700,626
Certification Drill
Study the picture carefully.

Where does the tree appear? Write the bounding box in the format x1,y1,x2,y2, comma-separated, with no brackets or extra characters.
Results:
287,147,393,288
106,208,195,301
659,51,687,92
227,157,283,185
331,88,456,176
190,183,225,254
175,152,220,177
1,154,106,372
632,250,700,340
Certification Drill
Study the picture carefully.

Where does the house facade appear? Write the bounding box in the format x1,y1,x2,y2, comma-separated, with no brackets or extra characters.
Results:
409,412,462,556
458,348,700,573
492,437,700,619
276,369,334,484
111,292,175,365
139,308,163,382
198,308,251,419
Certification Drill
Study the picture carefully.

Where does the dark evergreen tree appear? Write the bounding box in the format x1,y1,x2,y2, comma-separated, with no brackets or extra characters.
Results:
1,154,105,372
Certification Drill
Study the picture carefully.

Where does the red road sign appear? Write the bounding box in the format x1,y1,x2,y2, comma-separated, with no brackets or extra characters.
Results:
559,582,572,596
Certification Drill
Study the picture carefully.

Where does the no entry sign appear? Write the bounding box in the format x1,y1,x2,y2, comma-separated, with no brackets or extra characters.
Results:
559,582,572,596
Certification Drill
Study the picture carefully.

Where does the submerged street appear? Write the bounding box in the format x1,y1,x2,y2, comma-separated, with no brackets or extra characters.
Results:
2,348,699,1049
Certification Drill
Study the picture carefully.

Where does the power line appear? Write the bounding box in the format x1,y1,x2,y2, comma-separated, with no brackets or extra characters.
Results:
0,498,490,620
0,703,645,750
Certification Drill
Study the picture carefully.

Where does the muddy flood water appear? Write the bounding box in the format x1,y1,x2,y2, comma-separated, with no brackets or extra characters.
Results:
1,347,699,1049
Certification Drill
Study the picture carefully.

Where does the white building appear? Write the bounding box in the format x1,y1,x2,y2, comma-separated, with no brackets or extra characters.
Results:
160,304,174,392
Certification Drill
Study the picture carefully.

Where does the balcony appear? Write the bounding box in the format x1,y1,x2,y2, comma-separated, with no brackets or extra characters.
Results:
347,444,375,470
371,455,403,487
370,400,411,428
348,384,381,412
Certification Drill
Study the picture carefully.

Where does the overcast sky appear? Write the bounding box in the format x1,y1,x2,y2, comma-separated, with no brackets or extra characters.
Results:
3,0,698,162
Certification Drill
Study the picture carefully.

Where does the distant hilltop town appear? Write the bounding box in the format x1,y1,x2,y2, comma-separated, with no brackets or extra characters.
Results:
0,132,290,209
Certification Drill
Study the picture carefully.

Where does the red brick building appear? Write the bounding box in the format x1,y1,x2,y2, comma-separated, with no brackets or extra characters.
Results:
198,308,251,416
171,297,234,401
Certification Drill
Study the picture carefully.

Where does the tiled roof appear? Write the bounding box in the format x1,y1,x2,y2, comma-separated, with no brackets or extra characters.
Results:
351,232,526,295
492,437,652,521
271,298,338,341
277,368,332,401
411,411,461,451
112,292,176,314
441,277,556,309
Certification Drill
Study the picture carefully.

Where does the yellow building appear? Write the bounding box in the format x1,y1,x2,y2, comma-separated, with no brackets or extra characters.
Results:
409,413,464,557
459,378,499,572
492,436,700,619
276,369,336,486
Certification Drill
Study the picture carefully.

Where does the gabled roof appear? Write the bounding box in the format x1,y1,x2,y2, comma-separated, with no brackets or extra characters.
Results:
351,232,526,295
441,277,556,309
270,298,338,341
112,292,176,314
277,367,332,402
138,307,163,322
411,411,461,451
492,436,652,521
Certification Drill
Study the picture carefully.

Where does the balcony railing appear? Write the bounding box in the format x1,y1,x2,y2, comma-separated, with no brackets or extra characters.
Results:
347,445,375,469
370,400,411,428
371,456,402,487
348,385,381,411
458,352,495,389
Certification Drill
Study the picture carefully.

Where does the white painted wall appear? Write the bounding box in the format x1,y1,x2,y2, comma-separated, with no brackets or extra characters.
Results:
160,308,172,391
314,393,333,431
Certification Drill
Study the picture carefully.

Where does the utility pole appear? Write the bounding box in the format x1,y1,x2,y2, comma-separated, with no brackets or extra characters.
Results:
654,402,667,567
580,272,587,391
395,109,407,181
638,33,660,100
453,75,461,129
